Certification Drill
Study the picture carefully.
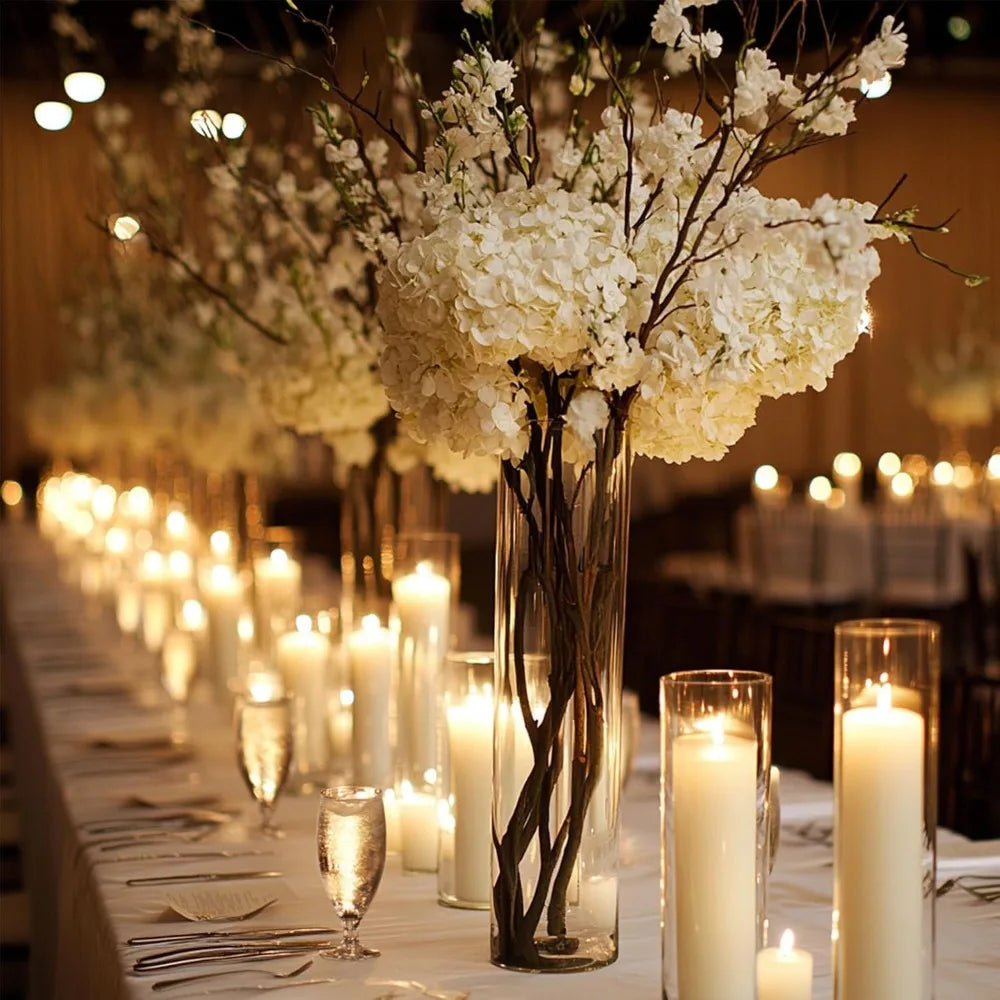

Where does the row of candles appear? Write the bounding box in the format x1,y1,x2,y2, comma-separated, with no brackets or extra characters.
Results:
31,471,937,998
753,447,1000,513
34,469,501,910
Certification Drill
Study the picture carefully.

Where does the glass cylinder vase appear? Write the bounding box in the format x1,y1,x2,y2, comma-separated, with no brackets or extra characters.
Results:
833,619,940,1000
491,419,630,973
659,670,772,1000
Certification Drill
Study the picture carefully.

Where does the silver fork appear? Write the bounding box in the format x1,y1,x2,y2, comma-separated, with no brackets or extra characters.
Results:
152,959,313,992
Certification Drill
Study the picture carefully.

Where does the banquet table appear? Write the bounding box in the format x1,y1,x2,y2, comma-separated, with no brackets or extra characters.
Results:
2,523,998,1000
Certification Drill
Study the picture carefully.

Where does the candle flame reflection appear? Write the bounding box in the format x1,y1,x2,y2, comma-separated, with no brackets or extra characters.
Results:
877,681,893,713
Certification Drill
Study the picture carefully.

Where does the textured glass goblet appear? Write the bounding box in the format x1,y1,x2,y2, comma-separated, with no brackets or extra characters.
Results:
316,786,386,960
235,695,293,838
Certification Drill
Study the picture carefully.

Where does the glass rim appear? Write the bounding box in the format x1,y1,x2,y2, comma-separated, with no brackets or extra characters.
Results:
445,650,494,666
834,618,941,638
319,785,383,801
235,693,292,708
661,669,771,688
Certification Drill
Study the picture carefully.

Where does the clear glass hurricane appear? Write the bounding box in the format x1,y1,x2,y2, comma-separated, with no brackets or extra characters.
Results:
316,786,386,960
235,695,293,838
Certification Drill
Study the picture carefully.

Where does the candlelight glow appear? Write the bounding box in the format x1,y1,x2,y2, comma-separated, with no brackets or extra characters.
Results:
104,526,128,555
181,598,206,630
238,611,255,642
128,486,153,519
754,464,779,491
91,483,117,521
34,101,73,131
270,547,289,568
247,672,282,702
209,529,231,558
165,509,188,538
339,688,355,708
827,488,847,510
953,464,975,490
808,476,833,504
361,613,382,632
1,481,24,506
987,452,1000,479
931,461,955,486
878,452,901,478
167,550,193,579
221,112,247,138
876,681,893,712
833,452,862,478
142,549,165,575
890,472,914,499
295,614,312,634
64,71,105,103
779,929,796,956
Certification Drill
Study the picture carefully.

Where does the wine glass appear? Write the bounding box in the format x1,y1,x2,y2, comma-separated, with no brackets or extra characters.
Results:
316,786,386,960
235,695,293,838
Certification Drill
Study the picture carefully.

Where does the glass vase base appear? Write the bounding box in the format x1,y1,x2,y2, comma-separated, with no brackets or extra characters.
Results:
437,895,489,912
490,934,617,974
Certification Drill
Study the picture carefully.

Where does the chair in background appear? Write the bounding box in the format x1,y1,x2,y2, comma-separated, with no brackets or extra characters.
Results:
942,673,1000,839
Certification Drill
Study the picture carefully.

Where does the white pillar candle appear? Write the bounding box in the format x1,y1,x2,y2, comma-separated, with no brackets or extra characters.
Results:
672,720,757,1000
838,683,924,1000
327,688,354,763
393,562,451,781
398,782,438,872
446,691,494,903
202,563,242,691
346,614,395,787
115,578,141,635
253,548,302,645
162,630,198,703
757,929,813,1000
383,787,402,855
139,550,172,654
275,616,331,774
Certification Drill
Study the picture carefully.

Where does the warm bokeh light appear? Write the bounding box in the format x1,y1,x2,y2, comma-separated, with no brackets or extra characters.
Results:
111,213,141,241
34,101,73,131
953,464,975,491
63,71,106,103
91,483,117,521
827,488,847,510
833,452,862,478
808,476,833,504
857,305,873,336
877,452,901,478
860,72,892,99
222,112,247,139
1,481,23,506
931,461,955,487
988,452,1000,479
190,108,222,139
754,464,779,491
890,471,914,499
948,16,972,41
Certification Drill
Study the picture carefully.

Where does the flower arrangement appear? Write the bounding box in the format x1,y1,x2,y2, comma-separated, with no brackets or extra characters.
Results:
288,0,978,968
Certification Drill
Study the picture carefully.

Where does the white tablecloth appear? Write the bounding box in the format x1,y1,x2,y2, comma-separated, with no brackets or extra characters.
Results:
2,524,998,999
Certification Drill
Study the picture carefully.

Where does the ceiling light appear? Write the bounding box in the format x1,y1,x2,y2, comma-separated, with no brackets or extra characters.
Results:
34,101,73,131
64,71,106,103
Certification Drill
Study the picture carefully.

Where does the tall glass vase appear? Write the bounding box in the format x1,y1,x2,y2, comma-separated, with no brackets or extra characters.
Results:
491,418,631,973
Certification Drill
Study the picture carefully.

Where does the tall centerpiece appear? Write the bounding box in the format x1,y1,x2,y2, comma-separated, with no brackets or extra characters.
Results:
292,0,979,972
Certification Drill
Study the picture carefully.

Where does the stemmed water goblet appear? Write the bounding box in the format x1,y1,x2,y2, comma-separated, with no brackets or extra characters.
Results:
235,695,293,838
316,786,387,960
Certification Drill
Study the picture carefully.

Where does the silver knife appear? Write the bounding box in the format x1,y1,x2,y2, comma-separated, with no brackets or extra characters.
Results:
129,926,335,947
191,980,342,994
126,870,283,887
97,850,272,868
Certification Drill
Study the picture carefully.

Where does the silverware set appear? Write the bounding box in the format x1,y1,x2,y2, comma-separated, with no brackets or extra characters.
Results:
132,937,334,973
126,870,283,888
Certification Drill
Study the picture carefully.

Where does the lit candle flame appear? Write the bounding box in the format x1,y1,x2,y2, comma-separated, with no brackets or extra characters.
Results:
295,614,312,634
209,530,231,558
270,547,289,568
877,681,893,713
779,928,796,956
361,613,382,632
